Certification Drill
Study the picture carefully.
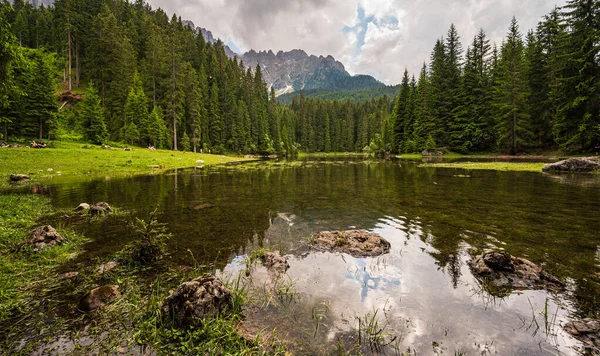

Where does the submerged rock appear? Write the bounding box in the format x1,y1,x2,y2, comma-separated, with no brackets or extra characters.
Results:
161,275,232,327
10,174,30,182
261,252,290,273
78,285,121,313
543,157,600,173
74,203,90,211
468,251,564,291
27,225,65,250
310,230,391,258
564,318,600,351
89,202,113,217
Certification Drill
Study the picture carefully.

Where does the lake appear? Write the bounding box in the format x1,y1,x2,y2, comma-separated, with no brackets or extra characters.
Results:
15,158,600,354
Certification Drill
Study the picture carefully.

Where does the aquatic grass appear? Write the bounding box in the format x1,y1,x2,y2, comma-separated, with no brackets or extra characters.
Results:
0,195,91,354
354,307,398,354
311,301,330,338
422,161,546,172
0,194,87,325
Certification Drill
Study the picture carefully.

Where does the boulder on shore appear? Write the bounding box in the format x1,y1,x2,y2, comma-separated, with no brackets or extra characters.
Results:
161,275,232,327
310,230,391,258
78,285,121,313
564,318,600,351
27,225,65,250
543,157,600,173
89,202,113,217
468,251,564,292
10,174,30,182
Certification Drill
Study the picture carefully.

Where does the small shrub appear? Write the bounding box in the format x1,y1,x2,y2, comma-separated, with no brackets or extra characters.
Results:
122,209,171,265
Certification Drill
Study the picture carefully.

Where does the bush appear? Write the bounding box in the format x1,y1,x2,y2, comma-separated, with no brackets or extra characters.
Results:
121,209,171,265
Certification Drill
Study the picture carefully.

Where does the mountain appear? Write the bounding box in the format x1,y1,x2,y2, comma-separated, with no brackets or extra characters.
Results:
241,49,385,96
185,21,386,96
183,21,238,59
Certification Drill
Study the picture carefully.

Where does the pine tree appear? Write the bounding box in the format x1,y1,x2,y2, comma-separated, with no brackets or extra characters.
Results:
445,24,464,149
147,106,169,149
125,71,149,145
324,113,331,152
524,30,552,148
392,69,411,153
553,0,600,151
180,130,191,151
493,18,532,154
81,83,108,145
0,4,21,140
25,49,57,140
427,39,448,145
455,29,493,152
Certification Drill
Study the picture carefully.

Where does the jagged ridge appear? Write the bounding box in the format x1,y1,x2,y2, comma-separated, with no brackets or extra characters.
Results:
185,20,386,97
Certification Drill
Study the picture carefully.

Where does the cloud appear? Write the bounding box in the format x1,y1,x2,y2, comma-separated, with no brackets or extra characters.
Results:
146,0,567,85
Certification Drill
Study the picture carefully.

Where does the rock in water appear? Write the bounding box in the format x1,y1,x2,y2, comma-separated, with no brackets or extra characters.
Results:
28,225,65,250
482,251,515,272
10,174,30,182
543,157,600,173
89,202,113,217
78,285,121,313
74,203,90,211
261,252,290,273
564,318,600,351
310,230,391,258
468,251,564,292
161,275,232,327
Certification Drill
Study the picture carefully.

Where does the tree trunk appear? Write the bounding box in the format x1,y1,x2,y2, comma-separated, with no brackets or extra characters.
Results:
67,27,72,91
193,130,196,153
39,117,43,141
75,43,80,88
171,42,177,151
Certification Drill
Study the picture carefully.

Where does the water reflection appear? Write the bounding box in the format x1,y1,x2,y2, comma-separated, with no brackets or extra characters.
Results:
7,159,599,354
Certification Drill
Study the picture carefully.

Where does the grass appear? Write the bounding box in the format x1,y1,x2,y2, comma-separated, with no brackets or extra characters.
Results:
0,140,249,187
0,194,88,330
0,201,281,354
298,152,365,158
422,161,547,172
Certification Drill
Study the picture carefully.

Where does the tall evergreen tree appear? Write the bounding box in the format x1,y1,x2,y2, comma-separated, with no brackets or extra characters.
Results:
493,18,532,154
81,83,108,145
553,0,600,151
124,71,149,145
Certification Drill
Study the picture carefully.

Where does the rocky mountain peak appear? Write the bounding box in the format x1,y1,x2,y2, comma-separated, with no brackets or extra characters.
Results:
189,22,383,96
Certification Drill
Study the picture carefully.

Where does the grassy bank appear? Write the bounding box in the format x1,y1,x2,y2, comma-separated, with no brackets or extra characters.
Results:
0,194,87,329
0,194,273,354
422,161,547,172
0,141,249,186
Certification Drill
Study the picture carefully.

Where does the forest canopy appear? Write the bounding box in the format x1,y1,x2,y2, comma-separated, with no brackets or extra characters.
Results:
0,0,598,155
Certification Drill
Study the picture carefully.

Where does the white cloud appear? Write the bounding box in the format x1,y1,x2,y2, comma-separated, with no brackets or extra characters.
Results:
146,0,567,85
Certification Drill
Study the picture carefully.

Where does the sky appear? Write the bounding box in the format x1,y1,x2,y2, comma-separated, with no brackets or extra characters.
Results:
146,0,567,85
